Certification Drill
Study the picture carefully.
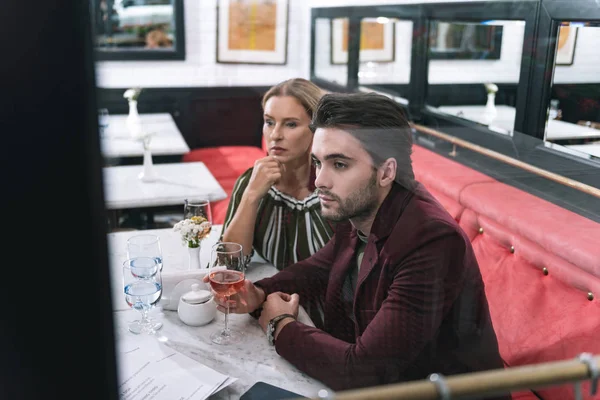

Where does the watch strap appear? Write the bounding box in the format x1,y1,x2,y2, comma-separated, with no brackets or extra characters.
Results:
268,313,296,345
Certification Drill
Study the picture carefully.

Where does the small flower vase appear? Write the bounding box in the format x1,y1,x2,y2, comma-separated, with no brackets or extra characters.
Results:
187,245,202,270
126,100,143,139
483,92,497,124
485,93,497,116
138,137,158,182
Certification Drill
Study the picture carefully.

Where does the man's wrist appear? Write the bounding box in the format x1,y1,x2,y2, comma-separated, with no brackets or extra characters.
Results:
274,317,295,341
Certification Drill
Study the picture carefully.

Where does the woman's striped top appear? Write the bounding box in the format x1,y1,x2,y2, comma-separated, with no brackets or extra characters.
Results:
222,167,335,270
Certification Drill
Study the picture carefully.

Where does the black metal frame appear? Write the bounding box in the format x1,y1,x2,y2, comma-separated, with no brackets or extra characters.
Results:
93,0,186,61
524,0,600,140
310,0,600,219
329,18,396,65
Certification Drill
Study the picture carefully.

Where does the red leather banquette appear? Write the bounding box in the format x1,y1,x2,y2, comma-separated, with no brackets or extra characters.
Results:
183,141,600,399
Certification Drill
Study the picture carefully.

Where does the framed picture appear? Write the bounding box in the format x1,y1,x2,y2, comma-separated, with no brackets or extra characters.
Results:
428,21,503,60
330,18,395,65
555,25,578,66
216,0,289,65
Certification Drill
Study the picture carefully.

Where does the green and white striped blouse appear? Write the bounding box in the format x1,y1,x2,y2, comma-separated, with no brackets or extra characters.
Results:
222,167,335,270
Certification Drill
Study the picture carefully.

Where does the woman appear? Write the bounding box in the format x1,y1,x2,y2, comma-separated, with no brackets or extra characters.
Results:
221,78,334,270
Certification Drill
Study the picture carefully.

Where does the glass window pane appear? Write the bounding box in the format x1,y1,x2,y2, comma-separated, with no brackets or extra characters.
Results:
314,17,348,87
544,22,600,164
426,20,526,136
358,18,412,105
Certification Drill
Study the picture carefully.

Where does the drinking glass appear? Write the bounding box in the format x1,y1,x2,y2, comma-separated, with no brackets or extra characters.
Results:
122,257,163,335
184,199,212,224
208,242,245,345
98,108,109,137
127,234,163,271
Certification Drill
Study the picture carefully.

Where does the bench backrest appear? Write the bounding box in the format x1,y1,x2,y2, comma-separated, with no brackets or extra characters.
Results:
412,145,600,400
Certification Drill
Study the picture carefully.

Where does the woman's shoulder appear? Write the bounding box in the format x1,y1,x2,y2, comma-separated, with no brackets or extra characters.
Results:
233,167,254,187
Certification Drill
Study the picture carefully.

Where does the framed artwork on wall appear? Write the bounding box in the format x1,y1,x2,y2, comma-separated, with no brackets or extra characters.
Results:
91,0,186,61
555,25,578,66
330,18,396,65
216,0,289,65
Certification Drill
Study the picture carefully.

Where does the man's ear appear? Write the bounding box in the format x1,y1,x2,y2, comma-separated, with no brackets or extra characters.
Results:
378,158,397,187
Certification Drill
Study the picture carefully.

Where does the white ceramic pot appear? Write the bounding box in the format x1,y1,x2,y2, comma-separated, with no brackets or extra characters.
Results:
177,284,216,326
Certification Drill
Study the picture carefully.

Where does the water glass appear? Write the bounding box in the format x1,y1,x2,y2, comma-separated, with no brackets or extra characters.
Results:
127,234,163,271
122,257,163,335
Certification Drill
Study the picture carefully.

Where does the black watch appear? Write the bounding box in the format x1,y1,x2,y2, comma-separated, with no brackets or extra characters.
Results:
267,314,295,346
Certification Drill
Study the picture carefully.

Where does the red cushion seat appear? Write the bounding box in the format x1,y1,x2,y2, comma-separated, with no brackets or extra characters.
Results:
412,144,600,400
182,146,265,224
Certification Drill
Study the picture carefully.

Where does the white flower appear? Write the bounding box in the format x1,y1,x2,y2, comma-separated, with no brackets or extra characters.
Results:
123,87,142,101
173,216,212,248
484,83,498,94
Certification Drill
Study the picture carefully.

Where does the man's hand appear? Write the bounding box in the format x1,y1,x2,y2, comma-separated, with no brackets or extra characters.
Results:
258,292,300,339
244,156,285,202
203,277,266,314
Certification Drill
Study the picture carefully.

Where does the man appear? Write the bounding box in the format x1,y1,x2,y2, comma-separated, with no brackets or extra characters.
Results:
212,92,507,394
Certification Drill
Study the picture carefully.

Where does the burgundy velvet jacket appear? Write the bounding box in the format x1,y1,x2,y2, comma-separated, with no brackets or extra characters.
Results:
255,182,507,394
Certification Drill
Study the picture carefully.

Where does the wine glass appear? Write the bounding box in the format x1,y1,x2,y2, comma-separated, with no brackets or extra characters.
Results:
208,242,245,345
184,199,212,224
122,257,163,335
127,234,163,272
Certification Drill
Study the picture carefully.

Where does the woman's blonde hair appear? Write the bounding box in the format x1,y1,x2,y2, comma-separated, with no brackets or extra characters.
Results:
262,78,323,119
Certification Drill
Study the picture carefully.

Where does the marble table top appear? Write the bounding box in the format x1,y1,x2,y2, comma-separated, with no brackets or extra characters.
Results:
103,162,227,210
436,105,600,140
101,113,190,158
564,143,600,159
108,227,330,399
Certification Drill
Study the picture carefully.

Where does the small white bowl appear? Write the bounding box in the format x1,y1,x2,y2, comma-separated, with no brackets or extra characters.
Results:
177,284,216,326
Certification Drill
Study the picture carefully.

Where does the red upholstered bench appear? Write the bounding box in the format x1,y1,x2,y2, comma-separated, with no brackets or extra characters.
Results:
182,144,266,224
412,145,600,400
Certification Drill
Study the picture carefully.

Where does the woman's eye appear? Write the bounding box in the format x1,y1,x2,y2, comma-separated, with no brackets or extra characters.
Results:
265,120,274,126
286,122,297,128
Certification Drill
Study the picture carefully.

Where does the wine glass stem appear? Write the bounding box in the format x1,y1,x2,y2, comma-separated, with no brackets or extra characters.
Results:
224,295,230,335
140,309,150,325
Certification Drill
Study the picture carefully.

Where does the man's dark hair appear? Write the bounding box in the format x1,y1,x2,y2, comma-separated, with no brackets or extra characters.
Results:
310,92,415,190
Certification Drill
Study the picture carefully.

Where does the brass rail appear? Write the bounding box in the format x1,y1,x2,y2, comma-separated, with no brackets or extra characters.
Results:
307,355,600,400
413,123,600,200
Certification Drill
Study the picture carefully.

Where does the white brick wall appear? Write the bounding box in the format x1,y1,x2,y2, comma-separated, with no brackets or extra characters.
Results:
315,18,526,85
95,0,311,88
96,1,600,89
553,26,600,84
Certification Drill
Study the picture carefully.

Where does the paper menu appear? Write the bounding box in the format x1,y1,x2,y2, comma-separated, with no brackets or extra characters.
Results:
117,336,236,400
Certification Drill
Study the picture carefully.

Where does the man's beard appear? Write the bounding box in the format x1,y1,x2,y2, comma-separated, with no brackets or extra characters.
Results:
318,172,379,222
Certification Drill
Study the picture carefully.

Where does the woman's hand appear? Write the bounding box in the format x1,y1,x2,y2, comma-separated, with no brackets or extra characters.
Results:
203,276,266,314
244,156,284,202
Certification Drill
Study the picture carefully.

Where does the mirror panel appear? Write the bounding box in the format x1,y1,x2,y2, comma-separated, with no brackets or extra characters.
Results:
426,20,525,136
314,17,349,87
358,18,413,105
544,22,600,163
92,0,185,61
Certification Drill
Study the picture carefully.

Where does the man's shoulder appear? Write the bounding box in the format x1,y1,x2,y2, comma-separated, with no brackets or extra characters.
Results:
388,185,470,249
